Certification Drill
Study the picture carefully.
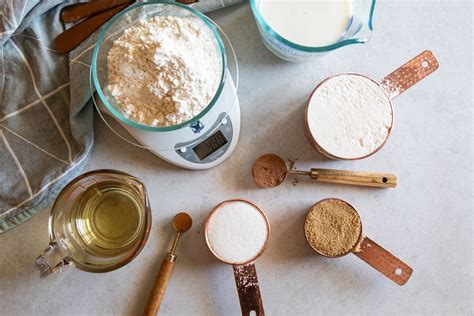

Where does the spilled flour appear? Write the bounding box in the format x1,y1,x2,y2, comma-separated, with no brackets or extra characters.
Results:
107,16,222,127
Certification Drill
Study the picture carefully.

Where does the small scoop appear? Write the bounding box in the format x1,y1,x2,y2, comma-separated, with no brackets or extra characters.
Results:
252,154,397,189
144,212,192,316
205,200,269,316
304,198,413,286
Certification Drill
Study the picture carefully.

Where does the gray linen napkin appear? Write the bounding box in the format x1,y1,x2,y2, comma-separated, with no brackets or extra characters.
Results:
0,0,244,234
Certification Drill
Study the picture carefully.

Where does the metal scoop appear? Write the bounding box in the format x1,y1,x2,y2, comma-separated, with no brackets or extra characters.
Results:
252,154,397,189
144,212,193,316
205,199,270,316
304,198,413,286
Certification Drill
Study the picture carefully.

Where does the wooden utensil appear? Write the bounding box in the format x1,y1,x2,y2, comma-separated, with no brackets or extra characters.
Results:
53,2,131,53
60,0,134,23
143,213,193,316
252,154,397,189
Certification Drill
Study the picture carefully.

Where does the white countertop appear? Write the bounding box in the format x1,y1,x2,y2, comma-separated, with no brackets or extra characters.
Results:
1,1,472,315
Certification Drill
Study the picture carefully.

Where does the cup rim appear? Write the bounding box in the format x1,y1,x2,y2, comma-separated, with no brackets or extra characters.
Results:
249,0,376,52
204,199,270,266
305,73,394,160
304,198,364,258
91,1,227,132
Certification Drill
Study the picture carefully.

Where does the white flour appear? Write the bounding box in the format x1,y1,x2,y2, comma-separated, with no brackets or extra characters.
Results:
207,201,268,264
107,16,222,127
307,74,393,158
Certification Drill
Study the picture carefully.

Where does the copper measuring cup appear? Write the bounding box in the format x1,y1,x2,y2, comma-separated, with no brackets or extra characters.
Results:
305,50,439,160
204,199,270,316
304,198,413,286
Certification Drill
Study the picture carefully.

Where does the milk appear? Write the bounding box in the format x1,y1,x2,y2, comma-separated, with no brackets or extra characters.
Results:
259,0,352,47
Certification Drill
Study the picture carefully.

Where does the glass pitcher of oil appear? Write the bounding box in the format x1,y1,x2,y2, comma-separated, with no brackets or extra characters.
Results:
35,170,151,277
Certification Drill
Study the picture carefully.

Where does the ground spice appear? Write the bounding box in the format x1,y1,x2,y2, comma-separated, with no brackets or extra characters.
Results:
252,154,287,188
304,199,361,257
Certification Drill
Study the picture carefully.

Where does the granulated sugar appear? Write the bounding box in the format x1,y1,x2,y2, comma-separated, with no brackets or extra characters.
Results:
206,201,268,264
304,199,361,257
307,74,393,159
107,16,221,127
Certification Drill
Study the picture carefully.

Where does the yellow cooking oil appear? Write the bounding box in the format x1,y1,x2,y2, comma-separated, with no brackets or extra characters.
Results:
69,180,146,258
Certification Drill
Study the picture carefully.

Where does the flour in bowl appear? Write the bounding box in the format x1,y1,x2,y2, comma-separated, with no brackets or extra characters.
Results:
107,16,222,127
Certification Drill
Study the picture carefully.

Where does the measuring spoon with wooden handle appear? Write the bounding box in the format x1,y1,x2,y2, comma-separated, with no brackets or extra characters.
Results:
144,213,192,316
252,154,397,189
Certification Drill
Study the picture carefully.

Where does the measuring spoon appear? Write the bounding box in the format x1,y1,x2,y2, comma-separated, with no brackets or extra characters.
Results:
144,212,193,316
205,199,270,316
305,50,439,160
304,198,413,286
252,154,397,188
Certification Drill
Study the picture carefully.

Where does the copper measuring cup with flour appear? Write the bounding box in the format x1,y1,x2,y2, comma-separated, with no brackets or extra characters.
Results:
304,198,413,286
305,50,439,160
205,199,270,316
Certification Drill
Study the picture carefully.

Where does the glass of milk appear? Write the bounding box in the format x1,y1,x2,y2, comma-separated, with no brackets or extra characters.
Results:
249,0,376,62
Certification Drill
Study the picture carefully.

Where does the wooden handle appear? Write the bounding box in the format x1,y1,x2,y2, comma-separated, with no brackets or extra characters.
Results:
53,3,130,53
353,236,413,286
310,169,397,188
380,50,439,99
143,254,175,316
233,263,265,316
60,0,133,23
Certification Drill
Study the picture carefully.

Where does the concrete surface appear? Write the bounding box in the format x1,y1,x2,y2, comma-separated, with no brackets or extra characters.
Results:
0,1,472,315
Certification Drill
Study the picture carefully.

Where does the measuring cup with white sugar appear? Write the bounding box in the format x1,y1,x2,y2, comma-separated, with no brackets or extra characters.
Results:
305,50,439,160
205,199,270,316
304,198,413,285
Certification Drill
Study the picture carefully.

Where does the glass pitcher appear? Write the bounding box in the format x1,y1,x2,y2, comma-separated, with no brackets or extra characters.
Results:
35,170,151,277
249,0,376,62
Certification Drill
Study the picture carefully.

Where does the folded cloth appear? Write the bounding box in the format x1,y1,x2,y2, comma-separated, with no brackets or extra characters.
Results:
0,0,243,234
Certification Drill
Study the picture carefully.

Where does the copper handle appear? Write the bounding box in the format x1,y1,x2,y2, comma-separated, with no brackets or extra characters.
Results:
53,3,130,53
60,0,133,23
353,237,413,286
143,254,176,316
380,50,439,99
233,263,265,316
310,169,397,188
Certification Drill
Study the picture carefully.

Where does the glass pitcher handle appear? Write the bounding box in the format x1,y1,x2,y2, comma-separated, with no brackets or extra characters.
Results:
35,242,70,278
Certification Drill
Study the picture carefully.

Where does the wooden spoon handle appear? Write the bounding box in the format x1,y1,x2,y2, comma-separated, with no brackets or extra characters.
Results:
310,169,397,188
143,254,176,316
233,263,265,316
353,236,413,286
60,0,133,23
53,3,130,53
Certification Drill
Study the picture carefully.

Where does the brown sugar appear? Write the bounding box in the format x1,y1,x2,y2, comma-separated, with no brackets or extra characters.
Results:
252,154,288,188
304,199,361,257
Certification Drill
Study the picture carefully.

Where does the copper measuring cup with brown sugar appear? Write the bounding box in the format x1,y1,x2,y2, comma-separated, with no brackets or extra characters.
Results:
305,50,439,160
304,198,413,286
205,199,270,316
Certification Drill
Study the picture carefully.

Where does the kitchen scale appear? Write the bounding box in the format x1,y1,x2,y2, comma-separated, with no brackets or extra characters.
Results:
92,70,240,170
90,2,240,170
